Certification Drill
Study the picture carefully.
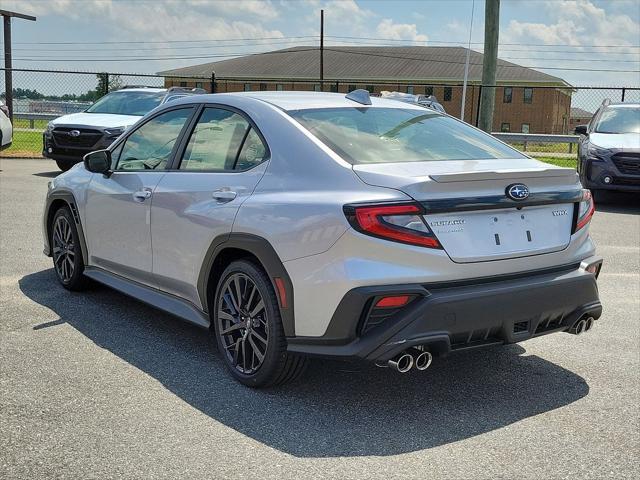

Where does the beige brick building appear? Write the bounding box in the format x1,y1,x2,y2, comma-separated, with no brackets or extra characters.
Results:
160,46,573,134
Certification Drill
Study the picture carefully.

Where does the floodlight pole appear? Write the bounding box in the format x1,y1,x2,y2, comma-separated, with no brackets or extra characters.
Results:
1,9,37,121
460,0,475,121
320,9,324,89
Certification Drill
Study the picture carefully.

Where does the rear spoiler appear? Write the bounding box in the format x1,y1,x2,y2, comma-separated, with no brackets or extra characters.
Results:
430,167,576,183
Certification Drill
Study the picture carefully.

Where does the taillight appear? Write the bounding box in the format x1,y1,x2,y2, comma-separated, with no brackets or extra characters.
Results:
344,203,441,248
575,189,595,232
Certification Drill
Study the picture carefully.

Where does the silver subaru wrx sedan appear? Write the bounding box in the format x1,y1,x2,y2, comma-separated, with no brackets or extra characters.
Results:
43,91,603,387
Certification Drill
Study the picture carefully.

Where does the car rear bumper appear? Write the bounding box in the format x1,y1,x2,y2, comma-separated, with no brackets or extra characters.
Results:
287,258,603,362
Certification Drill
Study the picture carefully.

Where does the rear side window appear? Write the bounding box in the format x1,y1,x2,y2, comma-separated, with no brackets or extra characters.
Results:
289,107,525,164
179,107,267,171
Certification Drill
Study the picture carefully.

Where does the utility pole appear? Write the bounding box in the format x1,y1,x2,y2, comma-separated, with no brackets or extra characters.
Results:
1,9,37,122
320,9,324,90
460,0,475,121
478,0,499,132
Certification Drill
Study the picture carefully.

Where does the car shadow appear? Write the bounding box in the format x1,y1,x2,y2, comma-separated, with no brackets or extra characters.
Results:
594,190,640,214
32,171,60,178
19,269,589,458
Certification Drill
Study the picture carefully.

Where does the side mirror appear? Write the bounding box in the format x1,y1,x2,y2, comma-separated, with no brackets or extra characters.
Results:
83,149,111,175
574,125,588,136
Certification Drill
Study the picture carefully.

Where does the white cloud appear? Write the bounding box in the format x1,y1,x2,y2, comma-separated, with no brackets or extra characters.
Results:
376,19,428,41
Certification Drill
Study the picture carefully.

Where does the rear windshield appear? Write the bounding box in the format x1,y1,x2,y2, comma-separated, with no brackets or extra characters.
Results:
595,106,640,134
288,107,525,164
86,91,165,116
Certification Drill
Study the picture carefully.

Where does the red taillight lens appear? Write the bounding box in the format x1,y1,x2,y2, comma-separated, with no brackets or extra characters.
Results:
344,203,441,248
575,189,595,232
375,295,412,308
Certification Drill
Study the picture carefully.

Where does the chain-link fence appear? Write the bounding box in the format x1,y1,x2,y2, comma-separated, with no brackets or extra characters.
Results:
1,68,638,163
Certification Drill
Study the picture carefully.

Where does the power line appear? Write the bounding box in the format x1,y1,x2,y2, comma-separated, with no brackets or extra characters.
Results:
13,35,319,45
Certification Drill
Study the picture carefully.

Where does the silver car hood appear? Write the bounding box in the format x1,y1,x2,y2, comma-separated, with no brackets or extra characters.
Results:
50,112,140,129
590,132,640,150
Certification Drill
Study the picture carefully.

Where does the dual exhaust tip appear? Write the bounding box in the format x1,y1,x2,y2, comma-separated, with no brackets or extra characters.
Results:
387,348,432,373
569,316,595,335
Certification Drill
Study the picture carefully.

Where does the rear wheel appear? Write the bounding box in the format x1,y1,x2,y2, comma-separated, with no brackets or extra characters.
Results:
55,159,76,172
213,260,306,387
51,207,88,290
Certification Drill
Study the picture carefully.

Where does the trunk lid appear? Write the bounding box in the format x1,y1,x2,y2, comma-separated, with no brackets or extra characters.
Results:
353,159,581,263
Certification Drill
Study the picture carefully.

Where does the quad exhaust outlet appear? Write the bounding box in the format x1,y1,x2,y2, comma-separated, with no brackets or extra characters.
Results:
386,348,433,373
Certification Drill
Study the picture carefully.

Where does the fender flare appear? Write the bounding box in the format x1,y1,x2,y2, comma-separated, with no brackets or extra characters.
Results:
197,233,296,337
44,190,89,265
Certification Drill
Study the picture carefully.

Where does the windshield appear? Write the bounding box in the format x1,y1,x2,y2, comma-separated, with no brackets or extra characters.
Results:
595,106,640,134
86,91,165,116
288,107,525,164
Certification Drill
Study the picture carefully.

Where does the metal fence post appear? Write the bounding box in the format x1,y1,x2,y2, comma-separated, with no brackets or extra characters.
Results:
211,72,216,94
475,85,483,127
621,88,626,102
105,73,109,94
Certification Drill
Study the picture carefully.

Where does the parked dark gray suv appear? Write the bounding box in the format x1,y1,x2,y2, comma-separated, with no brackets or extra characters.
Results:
575,100,640,193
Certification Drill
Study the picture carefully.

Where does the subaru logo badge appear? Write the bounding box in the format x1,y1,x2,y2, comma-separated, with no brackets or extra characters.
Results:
68,130,81,137
506,183,529,201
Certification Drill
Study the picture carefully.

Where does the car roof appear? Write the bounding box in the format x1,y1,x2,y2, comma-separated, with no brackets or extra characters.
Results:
112,88,166,93
186,91,428,111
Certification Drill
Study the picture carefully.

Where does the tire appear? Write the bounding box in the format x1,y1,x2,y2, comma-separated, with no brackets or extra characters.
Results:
51,206,88,291
55,159,76,172
212,259,307,387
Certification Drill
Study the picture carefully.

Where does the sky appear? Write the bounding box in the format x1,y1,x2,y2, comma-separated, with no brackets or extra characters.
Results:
1,0,639,91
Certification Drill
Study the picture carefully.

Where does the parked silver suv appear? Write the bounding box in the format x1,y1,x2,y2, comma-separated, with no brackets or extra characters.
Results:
43,91,603,387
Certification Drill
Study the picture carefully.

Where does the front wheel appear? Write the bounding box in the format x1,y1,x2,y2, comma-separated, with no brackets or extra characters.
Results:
213,260,306,387
51,207,88,290
55,159,76,172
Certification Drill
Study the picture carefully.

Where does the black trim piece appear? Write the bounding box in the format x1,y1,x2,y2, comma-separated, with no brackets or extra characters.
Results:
420,190,583,214
84,267,210,328
197,233,295,336
43,190,89,265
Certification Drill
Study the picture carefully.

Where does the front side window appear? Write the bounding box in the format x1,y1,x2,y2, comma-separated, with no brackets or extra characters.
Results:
180,107,266,171
595,106,640,134
86,91,165,116
289,107,525,165
116,108,193,170
524,88,533,104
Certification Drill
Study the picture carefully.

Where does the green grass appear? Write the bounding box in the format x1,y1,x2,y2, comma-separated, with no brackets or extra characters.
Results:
507,142,576,154
534,156,578,169
12,118,49,130
1,130,42,157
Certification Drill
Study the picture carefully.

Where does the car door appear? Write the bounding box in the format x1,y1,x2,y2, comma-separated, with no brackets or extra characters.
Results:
84,107,195,284
150,105,269,307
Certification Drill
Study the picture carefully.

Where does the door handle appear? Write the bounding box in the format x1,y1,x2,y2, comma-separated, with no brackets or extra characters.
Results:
212,189,237,203
133,189,152,202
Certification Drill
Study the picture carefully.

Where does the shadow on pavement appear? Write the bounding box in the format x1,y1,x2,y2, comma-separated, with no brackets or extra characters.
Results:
20,269,589,458
32,171,60,178
594,190,640,214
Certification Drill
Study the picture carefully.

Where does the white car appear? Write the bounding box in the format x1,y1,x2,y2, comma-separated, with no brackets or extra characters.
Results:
0,100,12,151
43,90,603,387
43,86,205,171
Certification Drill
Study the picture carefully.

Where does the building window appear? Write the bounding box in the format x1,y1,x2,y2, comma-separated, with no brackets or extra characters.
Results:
259,83,267,91
366,85,375,94
348,85,357,92
425,86,433,96
276,84,284,91
244,84,251,92
521,123,530,134
180,81,187,87
501,123,511,132
195,82,203,89
524,88,533,104
406,85,414,94
314,84,321,92
330,84,338,93
443,87,452,102
503,87,513,103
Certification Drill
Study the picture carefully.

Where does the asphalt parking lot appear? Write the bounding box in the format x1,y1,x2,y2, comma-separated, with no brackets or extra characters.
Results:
1,157,638,479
